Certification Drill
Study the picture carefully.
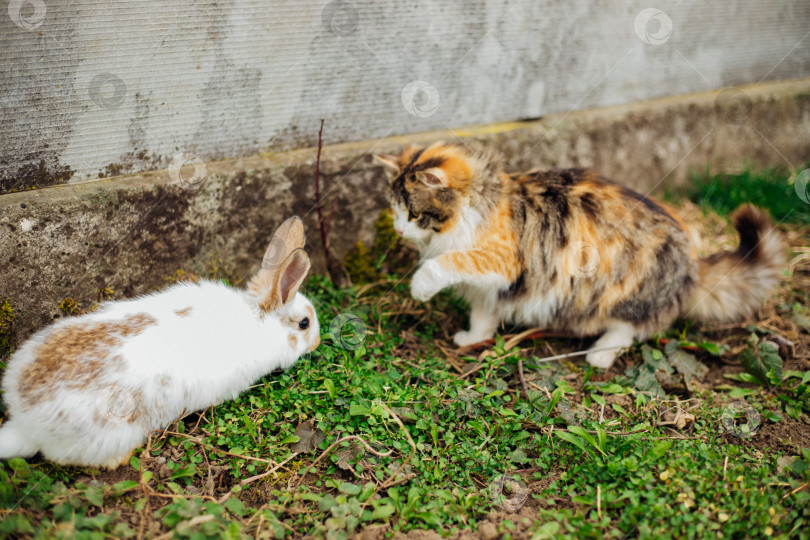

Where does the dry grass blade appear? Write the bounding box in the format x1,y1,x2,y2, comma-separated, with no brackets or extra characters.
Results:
238,452,301,488
379,403,417,489
163,431,283,468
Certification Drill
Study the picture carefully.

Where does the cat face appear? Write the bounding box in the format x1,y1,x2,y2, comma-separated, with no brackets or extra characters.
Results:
374,143,475,244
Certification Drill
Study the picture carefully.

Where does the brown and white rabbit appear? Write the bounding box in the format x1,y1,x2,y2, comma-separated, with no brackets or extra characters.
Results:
0,216,320,469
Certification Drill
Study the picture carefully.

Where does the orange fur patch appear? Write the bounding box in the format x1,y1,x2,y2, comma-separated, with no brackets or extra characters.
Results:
174,307,192,317
438,198,521,280
248,269,282,314
20,313,156,408
400,143,475,190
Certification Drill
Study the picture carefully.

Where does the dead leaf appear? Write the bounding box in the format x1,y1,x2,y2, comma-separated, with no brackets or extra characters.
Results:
667,349,708,392
291,420,326,453
777,456,797,474
661,407,695,429
655,371,687,393
334,443,363,471
204,471,215,496
390,406,417,423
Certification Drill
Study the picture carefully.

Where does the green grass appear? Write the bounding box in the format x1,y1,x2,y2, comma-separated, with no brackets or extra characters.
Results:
667,165,810,225
1,271,809,539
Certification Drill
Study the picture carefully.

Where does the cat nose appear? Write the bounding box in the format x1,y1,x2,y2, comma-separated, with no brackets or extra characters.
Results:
395,228,403,235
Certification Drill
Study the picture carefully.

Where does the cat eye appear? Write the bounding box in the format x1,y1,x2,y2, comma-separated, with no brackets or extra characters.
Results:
408,210,418,221
298,318,310,330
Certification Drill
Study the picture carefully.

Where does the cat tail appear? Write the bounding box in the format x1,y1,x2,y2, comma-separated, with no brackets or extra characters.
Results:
684,204,785,322
0,419,38,459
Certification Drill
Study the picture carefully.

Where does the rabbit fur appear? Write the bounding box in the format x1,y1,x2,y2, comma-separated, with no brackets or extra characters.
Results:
0,217,319,469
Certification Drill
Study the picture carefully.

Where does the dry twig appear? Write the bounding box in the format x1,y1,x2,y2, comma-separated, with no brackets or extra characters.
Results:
293,435,393,488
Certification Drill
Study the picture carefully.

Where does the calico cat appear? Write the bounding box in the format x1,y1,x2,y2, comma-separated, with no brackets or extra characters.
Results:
374,142,785,368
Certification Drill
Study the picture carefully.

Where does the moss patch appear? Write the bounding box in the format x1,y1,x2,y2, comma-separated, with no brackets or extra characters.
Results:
97,287,115,303
0,298,15,359
59,297,84,316
344,211,417,284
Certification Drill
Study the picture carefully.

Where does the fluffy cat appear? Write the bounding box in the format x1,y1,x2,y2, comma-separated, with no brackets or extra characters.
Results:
374,142,785,368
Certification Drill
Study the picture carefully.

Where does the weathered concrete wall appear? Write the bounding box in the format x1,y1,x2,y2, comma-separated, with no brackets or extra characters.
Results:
2,0,809,192
2,78,809,347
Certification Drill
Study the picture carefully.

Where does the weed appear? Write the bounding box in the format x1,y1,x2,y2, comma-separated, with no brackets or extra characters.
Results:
0,298,15,359
668,165,810,224
58,297,84,316
1,197,809,538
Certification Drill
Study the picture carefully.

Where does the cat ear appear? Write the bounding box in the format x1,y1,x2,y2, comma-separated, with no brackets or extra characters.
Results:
415,168,448,188
373,154,400,172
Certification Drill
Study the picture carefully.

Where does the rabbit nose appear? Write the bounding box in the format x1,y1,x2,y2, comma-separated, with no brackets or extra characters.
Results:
306,335,320,353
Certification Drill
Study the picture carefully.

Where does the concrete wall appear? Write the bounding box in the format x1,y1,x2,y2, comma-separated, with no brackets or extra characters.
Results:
2,0,809,192
2,79,809,345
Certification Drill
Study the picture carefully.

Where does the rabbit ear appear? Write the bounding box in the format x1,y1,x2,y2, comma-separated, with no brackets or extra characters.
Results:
276,249,311,305
262,216,305,271
253,249,311,314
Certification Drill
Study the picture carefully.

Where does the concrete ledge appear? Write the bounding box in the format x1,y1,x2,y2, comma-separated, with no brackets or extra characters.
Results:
2,78,809,345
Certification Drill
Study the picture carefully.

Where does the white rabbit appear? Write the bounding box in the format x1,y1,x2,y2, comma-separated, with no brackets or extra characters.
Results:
0,216,320,469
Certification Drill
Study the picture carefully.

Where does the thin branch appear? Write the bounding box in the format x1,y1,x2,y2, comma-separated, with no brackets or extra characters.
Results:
528,344,629,365
783,481,810,501
293,435,393,488
325,194,340,241
657,338,701,353
239,452,300,488
163,431,284,468
458,328,588,353
314,119,328,256
517,358,529,399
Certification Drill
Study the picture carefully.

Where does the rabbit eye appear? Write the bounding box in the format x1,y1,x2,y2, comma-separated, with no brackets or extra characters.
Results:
298,318,310,330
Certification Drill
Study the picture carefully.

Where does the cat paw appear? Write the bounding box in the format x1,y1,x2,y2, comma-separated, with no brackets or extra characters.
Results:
410,260,444,302
453,330,484,347
585,348,617,369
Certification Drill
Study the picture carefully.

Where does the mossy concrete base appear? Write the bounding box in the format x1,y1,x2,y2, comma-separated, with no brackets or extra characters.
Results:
2,78,809,344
